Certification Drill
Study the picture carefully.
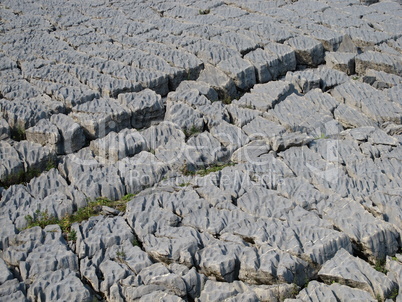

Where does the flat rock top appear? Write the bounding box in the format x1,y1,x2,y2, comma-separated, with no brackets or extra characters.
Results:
0,0,402,301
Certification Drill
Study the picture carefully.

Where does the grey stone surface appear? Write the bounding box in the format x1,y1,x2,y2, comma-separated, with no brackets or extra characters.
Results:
285,70,321,93
14,141,55,172
0,141,24,183
295,280,376,302
356,51,402,76
1,1,402,301
50,113,86,154
26,119,60,152
176,81,219,102
165,100,205,132
332,81,402,124
0,117,10,140
70,98,131,139
197,65,238,99
90,129,147,163
318,249,398,300
365,69,402,89
234,81,295,111
117,89,165,129
285,36,325,67
325,52,356,75
217,56,256,91
27,269,93,302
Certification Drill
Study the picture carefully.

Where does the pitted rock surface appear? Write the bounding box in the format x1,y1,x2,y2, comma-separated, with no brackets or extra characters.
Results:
0,0,401,301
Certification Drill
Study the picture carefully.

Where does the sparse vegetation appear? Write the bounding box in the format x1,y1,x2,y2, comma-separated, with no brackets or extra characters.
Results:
179,182,191,187
389,287,399,300
25,210,59,229
199,9,210,15
0,157,57,188
24,194,136,239
11,125,26,141
314,133,329,140
116,248,126,261
287,283,300,300
68,229,77,241
352,76,359,80
181,162,235,177
182,125,202,139
374,258,388,274
131,238,139,247
222,95,232,105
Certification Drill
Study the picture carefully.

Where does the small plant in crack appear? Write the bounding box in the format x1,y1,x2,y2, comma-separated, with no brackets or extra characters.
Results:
314,133,329,140
374,258,388,274
116,248,126,261
11,125,26,141
131,238,139,247
199,9,210,15
68,229,77,241
182,125,202,139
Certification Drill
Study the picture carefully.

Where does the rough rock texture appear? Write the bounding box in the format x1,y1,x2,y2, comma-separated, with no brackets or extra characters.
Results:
1,0,402,301
318,249,398,300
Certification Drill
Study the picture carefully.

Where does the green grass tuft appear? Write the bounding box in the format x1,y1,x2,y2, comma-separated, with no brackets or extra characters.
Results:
181,162,235,177
25,193,136,239
374,258,388,274
182,125,202,139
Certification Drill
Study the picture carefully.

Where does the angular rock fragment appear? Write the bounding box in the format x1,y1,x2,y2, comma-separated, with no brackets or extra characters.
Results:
197,65,238,99
210,121,249,153
73,164,125,201
334,104,377,128
226,105,261,128
165,101,204,133
269,94,336,136
264,42,297,76
71,98,131,139
317,197,400,261
90,129,146,163
356,51,402,76
325,52,356,75
217,56,256,91
242,116,286,141
26,119,60,152
332,81,402,124
141,122,188,169
295,280,376,302
0,99,49,130
14,141,55,172
285,70,321,93
365,69,402,89
234,81,294,111
50,114,86,154
176,81,219,102
0,141,24,184
244,48,281,83
73,216,134,260
0,279,27,302
285,36,325,67
168,89,211,108
27,269,93,302
117,89,165,129
3,225,78,283
318,249,398,300
0,117,10,140
117,151,168,194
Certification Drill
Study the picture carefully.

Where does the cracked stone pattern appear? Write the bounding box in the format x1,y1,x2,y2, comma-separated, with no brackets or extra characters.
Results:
0,0,402,301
